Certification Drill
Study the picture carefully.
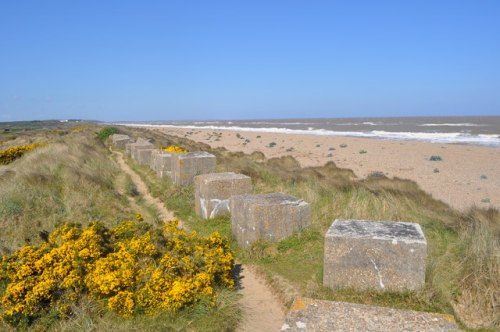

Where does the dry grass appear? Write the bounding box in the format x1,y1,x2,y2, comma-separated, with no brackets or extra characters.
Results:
0,131,131,251
452,208,500,328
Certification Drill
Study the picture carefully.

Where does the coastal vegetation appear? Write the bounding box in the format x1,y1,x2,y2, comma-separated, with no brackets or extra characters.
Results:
0,124,240,330
97,127,118,142
160,146,189,153
430,155,443,161
125,126,499,330
0,122,497,330
0,220,234,326
0,143,46,165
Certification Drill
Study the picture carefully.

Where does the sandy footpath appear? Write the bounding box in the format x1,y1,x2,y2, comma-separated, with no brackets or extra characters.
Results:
112,147,285,331
148,127,500,211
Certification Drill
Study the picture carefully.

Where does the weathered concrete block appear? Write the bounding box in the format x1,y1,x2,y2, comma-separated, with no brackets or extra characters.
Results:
110,134,131,148
282,297,459,331
136,148,154,165
131,142,154,160
324,219,427,292
194,172,252,219
230,193,311,248
125,138,152,157
125,142,134,156
149,149,159,171
150,150,174,178
171,152,216,186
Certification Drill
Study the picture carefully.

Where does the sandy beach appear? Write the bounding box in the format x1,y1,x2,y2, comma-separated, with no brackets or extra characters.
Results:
147,127,500,211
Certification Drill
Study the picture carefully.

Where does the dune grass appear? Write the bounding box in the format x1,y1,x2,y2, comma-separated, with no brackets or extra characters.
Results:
48,289,241,332
0,126,242,331
125,127,499,330
0,130,130,251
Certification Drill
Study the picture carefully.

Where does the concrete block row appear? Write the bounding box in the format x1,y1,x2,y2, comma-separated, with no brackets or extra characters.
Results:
192,172,312,251
120,136,428,295
192,174,426,292
119,137,217,186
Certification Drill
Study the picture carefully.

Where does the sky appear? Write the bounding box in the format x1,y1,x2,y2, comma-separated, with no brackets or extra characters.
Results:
1,1,499,122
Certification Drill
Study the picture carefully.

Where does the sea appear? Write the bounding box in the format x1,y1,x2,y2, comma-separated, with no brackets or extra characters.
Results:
119,116,500,147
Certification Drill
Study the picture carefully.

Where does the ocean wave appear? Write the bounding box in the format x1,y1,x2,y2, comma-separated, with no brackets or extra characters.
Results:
336,122,379,126
116,123,500,147
420,123,482,127
193,121,222,124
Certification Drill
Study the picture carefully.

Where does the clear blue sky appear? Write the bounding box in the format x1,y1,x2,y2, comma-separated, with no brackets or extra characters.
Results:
1,1,499,122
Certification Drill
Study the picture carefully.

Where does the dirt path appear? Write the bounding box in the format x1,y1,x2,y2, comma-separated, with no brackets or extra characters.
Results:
111,149,175,222
111,148,286,331
236,265,286,332
113,165,144,215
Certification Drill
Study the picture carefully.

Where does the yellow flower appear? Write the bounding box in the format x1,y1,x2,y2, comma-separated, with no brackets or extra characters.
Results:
0,143,46,165
0,219,235,325
108,291,135,318
160,146,188,153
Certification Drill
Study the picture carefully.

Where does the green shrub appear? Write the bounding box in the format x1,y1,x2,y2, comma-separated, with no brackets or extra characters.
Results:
97,127,118,142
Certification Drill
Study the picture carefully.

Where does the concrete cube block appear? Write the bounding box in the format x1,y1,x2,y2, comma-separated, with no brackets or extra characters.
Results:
110,134,131,148
136,148,154,165
131,143,154,160
135,137,150,144
171,152,216,186
150,150,174,178
194,172,252,219
230,193,311,248
149,149,160,171
125,138,152,157
125,142,134,156
323,219,427,292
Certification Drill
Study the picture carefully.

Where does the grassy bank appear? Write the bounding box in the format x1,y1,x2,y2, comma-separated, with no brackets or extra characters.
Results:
0,125,241,331
0,129,129,251
124,127,499,330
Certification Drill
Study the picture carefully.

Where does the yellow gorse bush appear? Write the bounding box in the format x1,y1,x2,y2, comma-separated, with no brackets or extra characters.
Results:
0,143,46,165
50,125,98,134
160,146,188,153
0,219,234,326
